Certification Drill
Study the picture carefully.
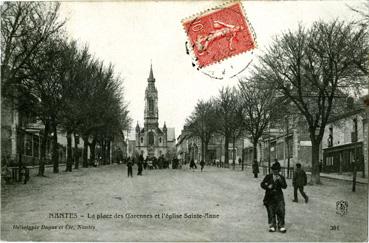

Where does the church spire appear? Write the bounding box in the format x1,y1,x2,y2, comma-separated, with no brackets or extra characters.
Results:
148,62,155,82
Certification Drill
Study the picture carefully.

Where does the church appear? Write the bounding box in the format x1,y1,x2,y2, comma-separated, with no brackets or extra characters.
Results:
135,64,174,158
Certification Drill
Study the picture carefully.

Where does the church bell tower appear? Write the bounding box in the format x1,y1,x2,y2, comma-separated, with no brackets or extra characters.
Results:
144,64,159,129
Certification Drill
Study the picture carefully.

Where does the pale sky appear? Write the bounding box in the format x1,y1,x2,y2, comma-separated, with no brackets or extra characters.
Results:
59,1,363,139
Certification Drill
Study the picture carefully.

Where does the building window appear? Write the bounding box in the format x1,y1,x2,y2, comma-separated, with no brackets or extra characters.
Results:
351,118,358,142
328,126,333,147
141,137,143,144
159,137,162,143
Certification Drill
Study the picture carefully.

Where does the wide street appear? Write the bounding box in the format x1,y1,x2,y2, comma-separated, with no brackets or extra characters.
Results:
1,164,368,242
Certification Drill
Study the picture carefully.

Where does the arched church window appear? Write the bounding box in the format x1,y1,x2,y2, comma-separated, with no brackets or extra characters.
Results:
149,98,154,112
141,137,143,144
148,132,154,145
159,137,162,143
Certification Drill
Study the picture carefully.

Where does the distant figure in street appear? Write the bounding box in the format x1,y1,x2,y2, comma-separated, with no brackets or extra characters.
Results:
153,156,158,169
190,159,197,170
144,156,148,170
200,160,205,172
158,155,164,169
127,157,133,177
137,154,144,176
292,163,308,203
20,166,30,184
1,164,12,184
261,162,287,233
252,160,259,178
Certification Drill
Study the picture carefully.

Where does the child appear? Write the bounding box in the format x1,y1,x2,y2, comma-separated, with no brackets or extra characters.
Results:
261,162,287,233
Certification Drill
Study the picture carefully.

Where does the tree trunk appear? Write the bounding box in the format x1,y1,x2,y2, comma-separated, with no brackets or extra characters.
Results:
253,140,258,161
82,136,88,167
107,140,111,164
352,146,357,192
201,138,205,161
232,136,236,170
89,139,96,165
310,140,321,184
74,133,79,169
52,123,59,173
66,131,72,172
17,127,24,172
38,121,50,176
204,140,209,164
224,134,229,167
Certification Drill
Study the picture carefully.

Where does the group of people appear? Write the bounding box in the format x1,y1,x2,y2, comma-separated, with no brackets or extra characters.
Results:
125,154,182,177
260,160,309,233
189,159,206,172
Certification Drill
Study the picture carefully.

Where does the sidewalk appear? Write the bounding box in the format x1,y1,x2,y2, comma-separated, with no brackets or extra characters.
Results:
307,171,368,184
230,165,368,184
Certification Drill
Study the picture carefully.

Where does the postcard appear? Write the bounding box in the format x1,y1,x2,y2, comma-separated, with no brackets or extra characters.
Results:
1,1,368,242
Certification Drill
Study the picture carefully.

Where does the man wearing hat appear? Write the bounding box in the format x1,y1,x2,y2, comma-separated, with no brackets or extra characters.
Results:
261,161,287,233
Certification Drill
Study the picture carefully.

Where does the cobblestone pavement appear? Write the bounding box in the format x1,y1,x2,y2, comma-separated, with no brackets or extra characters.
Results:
1,164,368,242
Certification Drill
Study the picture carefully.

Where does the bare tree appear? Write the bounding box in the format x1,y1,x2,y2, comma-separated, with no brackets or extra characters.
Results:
215,87,240,166
1,2,64,172
239,77,280,165
348,0,369,27
185,99,218,162
257,20,368,184
1,2,64,97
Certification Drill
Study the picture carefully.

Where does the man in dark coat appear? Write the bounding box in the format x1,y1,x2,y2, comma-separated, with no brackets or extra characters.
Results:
200,160,205,172
190,159,197,169
292,163,308,203
252,160,259,178
127,157,133,178
261,162,287,233
137,154,144,176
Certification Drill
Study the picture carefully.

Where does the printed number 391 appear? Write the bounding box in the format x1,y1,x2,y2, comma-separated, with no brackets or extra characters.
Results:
330,225,340,231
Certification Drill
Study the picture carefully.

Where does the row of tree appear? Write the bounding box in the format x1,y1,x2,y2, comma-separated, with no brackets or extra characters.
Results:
1,2,131,175
185,19,368,184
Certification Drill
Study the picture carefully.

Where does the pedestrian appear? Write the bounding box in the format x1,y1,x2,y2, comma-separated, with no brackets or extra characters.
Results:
144,156,148,170
137,153,144,176
190,159,197,170
19,166,30,184
292,163,309,203
153,156,158,169
261,162,287,233
1,163,12,184
200,160,205,172
127,157,133,178
252,160,259,178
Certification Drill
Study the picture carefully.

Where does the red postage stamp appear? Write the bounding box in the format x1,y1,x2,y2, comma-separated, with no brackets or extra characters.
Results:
182,1,256,68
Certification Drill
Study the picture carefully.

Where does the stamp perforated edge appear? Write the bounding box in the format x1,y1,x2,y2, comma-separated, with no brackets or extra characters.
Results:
181,0,257,69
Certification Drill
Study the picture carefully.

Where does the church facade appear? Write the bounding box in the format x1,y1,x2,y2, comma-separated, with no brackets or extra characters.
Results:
135,65,169,158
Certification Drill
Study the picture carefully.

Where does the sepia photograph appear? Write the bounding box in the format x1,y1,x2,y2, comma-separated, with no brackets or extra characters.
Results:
1,0,368,242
